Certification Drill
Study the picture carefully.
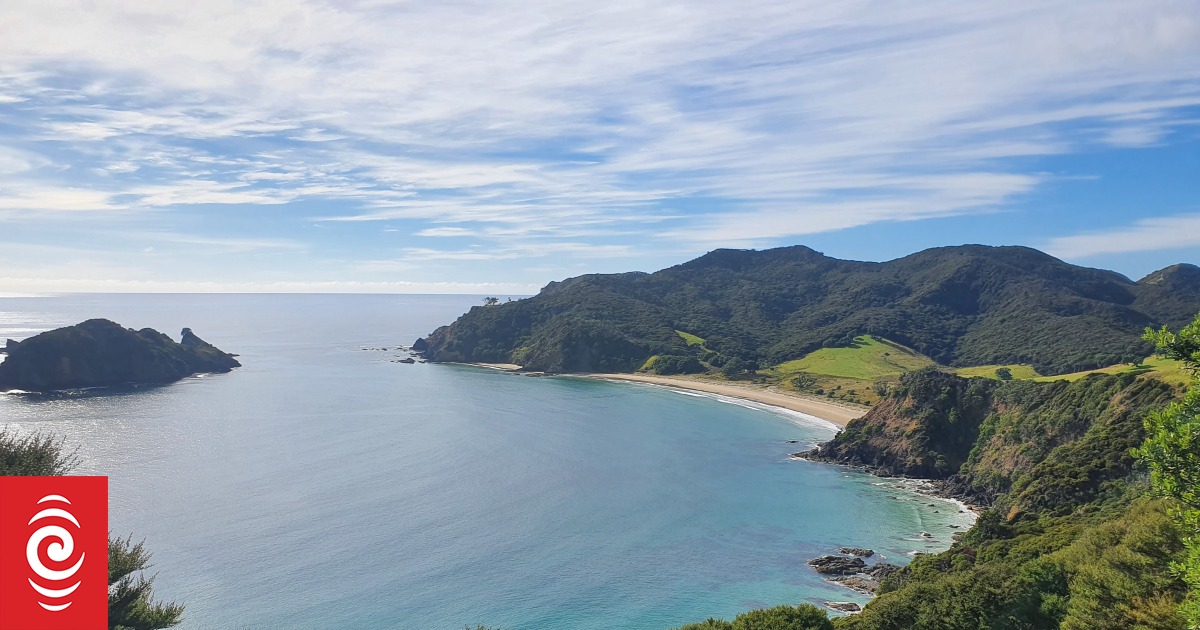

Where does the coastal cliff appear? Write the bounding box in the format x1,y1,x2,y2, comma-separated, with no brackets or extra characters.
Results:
792,368,1188,629
0,319,240,392
807,368,1178,511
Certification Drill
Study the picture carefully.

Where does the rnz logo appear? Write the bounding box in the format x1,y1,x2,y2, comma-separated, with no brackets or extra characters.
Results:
28,494,87,611
0,476,108,630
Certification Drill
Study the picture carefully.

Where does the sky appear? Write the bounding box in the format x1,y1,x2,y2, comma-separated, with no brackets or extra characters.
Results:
0,0,1198,294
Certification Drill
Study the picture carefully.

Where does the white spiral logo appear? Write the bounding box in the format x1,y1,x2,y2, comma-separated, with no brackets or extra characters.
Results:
26,494,86,612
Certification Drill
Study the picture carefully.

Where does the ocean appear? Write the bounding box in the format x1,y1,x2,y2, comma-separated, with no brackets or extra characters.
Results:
0,294,972,629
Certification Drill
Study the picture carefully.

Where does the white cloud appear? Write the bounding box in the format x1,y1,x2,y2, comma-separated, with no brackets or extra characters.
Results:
1045,213,1200,259
0,186,122,213
0,275,539,295
131,232,306,253
0,148,47,174
415,227,476,238
397,242,638,262
0,0,1198,286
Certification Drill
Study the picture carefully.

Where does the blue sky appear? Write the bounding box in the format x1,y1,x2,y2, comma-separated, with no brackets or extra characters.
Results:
0,0,1198,294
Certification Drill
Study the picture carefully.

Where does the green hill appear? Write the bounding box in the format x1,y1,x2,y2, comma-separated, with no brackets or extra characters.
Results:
417,245,1200,375
1032,355,1190,387
773,335,934,380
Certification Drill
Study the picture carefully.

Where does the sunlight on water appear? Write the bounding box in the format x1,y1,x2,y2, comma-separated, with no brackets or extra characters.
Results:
1,294,973,629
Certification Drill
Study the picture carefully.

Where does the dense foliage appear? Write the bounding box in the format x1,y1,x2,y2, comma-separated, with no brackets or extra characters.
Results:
0,430,183,629
674,604,834,629
419,245,1200,374
677,368,1190,629
838,498,1187,629
1137,314,1200,626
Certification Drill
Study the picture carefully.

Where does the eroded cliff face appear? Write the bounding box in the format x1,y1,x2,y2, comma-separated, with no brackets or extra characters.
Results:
808,368,1180,516
807,369,997,478
0,319,240,392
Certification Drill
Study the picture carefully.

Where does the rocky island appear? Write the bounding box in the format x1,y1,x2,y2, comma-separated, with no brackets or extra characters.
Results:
0,319,240,392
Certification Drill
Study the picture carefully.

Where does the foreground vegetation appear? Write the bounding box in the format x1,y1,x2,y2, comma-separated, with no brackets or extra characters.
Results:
0,431,182,629
675,604,833,629
1138,316,1200,626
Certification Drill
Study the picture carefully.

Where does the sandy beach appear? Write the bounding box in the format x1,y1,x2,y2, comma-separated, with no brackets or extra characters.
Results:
457,362,867,427
583,373,866,427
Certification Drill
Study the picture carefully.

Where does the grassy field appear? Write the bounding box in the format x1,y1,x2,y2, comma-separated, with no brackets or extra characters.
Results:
1033,356,1189,387
954,364,1042,380
771,335,934,380
675,330,706,346
638,334,1188,408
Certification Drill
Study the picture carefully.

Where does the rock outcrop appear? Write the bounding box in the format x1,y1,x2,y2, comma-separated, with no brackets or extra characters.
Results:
807,555,867,575
0,319,240,392
828,562,902,595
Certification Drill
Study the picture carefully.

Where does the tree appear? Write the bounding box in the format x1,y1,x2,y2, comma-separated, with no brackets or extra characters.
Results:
109,536,184,630
995,367,1013,381
721,358,747,378
0,430,183,630
731,604,832,629
483,297,500,306
1136,313,1200,626
674,605,832,630
791,373,817,390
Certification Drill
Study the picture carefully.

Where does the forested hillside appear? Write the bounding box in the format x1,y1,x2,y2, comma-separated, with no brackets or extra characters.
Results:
418,245,1200,375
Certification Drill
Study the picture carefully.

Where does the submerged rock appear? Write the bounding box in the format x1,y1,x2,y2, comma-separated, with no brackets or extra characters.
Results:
839,547,875,557
0,319,240,392
398,357,416,364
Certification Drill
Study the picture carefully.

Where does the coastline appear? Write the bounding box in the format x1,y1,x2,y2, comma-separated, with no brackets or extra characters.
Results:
461,362,978,516
581,373,866,427
452,362,866,427
444,360,978,612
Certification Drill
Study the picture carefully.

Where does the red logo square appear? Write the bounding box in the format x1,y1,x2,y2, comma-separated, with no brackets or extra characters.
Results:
0,476,108,630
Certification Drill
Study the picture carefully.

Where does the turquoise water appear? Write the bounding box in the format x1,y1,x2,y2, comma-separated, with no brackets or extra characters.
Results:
0,295,972,629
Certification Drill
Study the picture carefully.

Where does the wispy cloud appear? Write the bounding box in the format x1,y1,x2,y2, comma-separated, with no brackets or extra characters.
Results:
1045,213,1200,259
0,0,1198,289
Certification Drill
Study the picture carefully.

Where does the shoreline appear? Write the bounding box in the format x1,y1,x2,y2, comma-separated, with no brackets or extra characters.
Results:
448,360,977,613
452,362,867,427
580,373,866,427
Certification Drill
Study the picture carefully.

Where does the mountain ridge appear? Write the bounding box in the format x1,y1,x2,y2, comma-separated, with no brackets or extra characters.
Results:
418,244,1200,375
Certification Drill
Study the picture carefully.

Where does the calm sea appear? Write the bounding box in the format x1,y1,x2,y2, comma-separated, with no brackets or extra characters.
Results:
0,294,971,629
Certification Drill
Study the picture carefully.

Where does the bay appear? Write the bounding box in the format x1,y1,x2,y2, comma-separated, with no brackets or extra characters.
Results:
0,294,971,629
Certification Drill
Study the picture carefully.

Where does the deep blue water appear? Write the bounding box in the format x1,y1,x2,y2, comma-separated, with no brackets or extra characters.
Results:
0,294,972,629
